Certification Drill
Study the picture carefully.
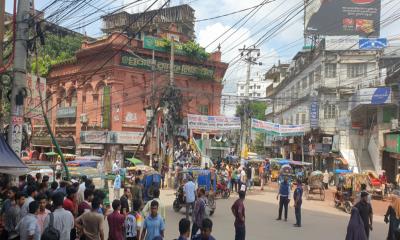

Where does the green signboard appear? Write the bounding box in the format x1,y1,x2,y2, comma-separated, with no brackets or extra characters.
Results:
102,86,111,129
120,53,214,79
385,133,400,153
143,36,186,55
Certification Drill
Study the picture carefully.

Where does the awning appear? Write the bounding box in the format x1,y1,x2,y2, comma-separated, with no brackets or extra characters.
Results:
0,135,29,176
126,157,144,166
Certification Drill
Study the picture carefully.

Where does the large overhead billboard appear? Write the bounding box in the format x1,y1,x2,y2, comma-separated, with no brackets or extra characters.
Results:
305,0,381,37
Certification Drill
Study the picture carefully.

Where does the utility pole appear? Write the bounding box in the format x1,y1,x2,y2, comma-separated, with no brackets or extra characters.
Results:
169,39,175,86
8,0,29,156
238,45,261,158
0,0,5,134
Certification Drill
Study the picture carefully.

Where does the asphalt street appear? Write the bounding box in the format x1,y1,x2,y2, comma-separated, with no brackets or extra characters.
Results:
160,187,388,240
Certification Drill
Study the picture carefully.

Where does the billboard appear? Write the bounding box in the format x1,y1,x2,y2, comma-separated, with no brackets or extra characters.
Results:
305,0,381,37
350,87,392,110
359,38,387,49
25,74,46,120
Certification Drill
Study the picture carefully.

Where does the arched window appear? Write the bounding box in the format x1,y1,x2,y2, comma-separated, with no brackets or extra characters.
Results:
82,85,93,114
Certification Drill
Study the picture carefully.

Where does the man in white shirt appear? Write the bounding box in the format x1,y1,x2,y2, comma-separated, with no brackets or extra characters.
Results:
112,160,120,174
43,193,74,240
20,185,37,219
183,177,196,220
240,168,247,192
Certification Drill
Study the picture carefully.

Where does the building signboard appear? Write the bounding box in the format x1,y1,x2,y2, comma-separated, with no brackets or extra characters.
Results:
25,74,46,120
31,136,75,148
385,133,400,153
265,106,273,115
359,38,387,49
309,96,319,129
143,36,186,55
80,131,108,144
187,114,241,130
350,87,392,110
56,107,76,118
305,0,381,37
121,53,215,79
325,36,359,50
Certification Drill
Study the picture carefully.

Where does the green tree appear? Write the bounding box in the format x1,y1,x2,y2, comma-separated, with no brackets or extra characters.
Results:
31,34,83,76
235,101,267,121
251,132,266,155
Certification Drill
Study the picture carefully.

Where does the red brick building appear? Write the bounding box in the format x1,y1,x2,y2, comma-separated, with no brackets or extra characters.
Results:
30,32,228,167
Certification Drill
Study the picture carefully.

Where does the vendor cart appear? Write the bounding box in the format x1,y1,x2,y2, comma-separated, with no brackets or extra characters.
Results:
304,171,325,201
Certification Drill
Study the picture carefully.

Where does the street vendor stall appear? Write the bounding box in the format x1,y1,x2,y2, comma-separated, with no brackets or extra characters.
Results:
0,135,28,176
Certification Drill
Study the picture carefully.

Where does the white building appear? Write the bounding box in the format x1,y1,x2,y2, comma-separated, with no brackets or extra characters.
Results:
237,76,270,99
265,39,398,173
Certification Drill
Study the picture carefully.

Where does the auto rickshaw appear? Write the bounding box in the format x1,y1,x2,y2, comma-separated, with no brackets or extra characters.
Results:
173,168,216,216
142,171,162,202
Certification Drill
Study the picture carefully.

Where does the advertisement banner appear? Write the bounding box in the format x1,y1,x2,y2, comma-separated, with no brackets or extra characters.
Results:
25,74,46,120
385,133,400,153
325,36,359,50
187,114,241,130
305,0,381,37
80,131,108,144
102,86,111,129
350,87,391,110
121,53,215,79
251,119,305,136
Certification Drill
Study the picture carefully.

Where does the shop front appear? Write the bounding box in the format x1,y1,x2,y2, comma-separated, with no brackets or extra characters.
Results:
31,135,76,153
383,132,400,183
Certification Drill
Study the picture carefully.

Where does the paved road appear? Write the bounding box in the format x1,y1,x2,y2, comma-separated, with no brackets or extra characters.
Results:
160,187,388,240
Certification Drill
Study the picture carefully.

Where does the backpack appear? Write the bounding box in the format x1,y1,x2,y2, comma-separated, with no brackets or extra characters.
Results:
41,213,60,240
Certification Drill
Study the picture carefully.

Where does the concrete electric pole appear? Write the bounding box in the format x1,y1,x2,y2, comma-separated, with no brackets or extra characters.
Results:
8,0,29,156
0,0,5,134
239,45,261,158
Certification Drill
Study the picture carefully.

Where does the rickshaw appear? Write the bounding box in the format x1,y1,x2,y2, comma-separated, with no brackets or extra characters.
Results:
364,170,384,199
334,173,369,214
173,168,216,216
270,161,281,182
142,171,162,202
304,170,325,201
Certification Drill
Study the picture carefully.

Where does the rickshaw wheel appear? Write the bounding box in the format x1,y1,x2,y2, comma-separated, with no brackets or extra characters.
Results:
173,199,181,212
344,201,352,214
222,189,230,199
320,188,325,201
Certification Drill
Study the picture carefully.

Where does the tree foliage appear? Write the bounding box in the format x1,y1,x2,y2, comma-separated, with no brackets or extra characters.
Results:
251,132,266,155
235,101,267,121
161,38,210,62
31,34,82,76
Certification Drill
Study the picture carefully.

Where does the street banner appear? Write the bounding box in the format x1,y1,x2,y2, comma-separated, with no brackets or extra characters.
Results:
251,118,305,136
25,74,46,120
187,114,241,130
305,0,380,37
309,96,319,129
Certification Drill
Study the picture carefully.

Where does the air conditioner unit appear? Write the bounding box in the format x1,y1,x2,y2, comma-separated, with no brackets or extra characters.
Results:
80,113,88,123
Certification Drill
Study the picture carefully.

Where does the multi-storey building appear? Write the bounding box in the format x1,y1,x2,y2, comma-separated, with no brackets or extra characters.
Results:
237,75,270,98
265,39,399,172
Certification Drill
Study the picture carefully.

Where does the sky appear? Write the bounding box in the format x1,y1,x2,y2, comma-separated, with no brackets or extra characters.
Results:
5,0,400,116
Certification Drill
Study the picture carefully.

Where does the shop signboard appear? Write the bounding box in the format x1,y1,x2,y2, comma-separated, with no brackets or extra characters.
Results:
305,0,381,37
187,114,241,130
56,107,76,118
80,131,108,144
108,131,144,145
265,106,273,115
385,133,400,153
25,74,46,120
31,136,75,148
121,53,215,79
80,131,144,144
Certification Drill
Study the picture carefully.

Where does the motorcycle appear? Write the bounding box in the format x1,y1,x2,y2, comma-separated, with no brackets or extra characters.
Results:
334,190,353,214
173,185,215,216
215,181,230,199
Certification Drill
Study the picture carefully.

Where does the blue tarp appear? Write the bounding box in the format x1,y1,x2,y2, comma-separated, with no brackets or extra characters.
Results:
0,135,28,175
334,169,352,174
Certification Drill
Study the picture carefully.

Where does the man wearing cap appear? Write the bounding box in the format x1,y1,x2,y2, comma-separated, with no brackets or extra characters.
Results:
293,179,303,227
354,191,373,239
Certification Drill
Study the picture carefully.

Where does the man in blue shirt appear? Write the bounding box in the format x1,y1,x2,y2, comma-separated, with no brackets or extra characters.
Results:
16,201,41,240
276,176,290,221
183,177,196,220
293,179,303,227
141,200,165,240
